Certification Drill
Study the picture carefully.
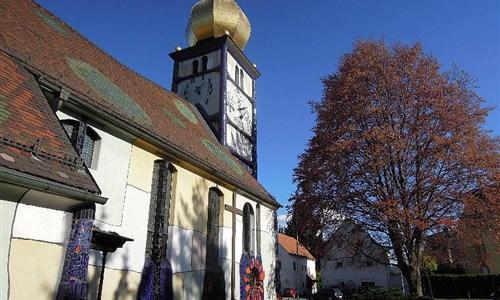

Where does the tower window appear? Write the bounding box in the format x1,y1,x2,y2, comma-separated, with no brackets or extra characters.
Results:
235,65,239,86
240,69,244,88
61,119,100,168
202,56,208,72
192,59,199,75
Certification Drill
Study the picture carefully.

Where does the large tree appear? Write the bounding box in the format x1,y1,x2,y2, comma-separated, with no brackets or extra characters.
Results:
291,39,499,295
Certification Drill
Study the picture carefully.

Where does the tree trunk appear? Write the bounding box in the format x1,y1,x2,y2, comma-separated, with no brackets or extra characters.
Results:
401,265,423,296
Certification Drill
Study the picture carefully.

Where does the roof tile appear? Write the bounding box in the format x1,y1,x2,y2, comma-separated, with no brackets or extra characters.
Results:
278,233,316,261
0,0,278,206
0,51,100,194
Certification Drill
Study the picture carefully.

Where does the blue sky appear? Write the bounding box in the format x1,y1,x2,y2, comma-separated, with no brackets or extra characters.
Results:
36,1,500,227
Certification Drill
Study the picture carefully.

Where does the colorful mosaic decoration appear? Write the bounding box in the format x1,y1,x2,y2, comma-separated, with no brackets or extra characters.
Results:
174,99,198,124
36,10,70,37
202,138,243,175
0,95,10,124
164,108,186,128
240,253,265,300
66,58,152,127
137,257,173,300
57,206,95,300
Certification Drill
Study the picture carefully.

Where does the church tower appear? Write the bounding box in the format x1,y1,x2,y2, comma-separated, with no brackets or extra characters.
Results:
170,0,260,178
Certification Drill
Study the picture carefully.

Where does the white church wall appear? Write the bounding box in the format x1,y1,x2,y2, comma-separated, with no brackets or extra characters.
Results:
88,126,132,225
12,203,71,243
220,226,233,261
56,110,133,226
220,258,232,300
192,230,207,271
90,184,150,273
261,204,278,297
168,225,193,273
1,199,17,300
261,229,277,297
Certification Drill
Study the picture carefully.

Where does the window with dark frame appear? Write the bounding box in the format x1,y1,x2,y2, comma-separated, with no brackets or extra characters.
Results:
240,69,244,88
202,56,208,72
235,66,240,86
61,119,100,168
192,59,199,75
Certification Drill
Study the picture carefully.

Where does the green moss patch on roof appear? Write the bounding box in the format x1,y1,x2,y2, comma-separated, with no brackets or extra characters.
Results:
202,138,243,175
164,108,186,129
36,11,70,37
0,94,10,124
67,57,152,127
174,99,198,124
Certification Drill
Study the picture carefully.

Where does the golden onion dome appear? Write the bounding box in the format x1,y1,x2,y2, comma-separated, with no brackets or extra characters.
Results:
186,0,251,50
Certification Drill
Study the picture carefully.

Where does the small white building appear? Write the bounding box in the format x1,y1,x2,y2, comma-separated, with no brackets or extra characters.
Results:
278,233,317,297
321,222,407,294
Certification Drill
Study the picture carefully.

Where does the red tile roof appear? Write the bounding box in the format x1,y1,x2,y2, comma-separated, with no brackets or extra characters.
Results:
0,51,100,193
0,0,279,207
278,233,316,261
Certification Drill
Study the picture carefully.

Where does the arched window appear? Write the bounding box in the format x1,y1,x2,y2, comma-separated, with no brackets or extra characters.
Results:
192,59,199,75
202,56,208,72
61,119,100,168
206,188,223,267
243,203,254,253
240,69,244,89
234,65,240,86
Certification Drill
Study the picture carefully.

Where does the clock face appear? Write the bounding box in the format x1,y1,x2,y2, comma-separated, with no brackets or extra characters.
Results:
226,81,252,135
177,72,220,116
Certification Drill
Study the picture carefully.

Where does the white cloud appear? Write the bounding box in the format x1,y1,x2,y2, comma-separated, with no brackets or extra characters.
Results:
277,214,288,230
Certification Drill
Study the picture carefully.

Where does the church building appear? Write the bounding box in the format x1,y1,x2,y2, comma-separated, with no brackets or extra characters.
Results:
0,0,280,299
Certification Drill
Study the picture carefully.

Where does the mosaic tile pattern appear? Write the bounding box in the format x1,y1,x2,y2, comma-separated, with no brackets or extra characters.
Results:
0,95,10,124
174,99,198,124
67,57,152,127
164,108,186,129
137,257,173,300
57,206,95,300
36,10,70,37
240,252,265,300
202,138,243,175
139,160,174,299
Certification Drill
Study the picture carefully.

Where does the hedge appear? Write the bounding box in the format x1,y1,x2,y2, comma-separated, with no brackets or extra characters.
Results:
423,273,500,299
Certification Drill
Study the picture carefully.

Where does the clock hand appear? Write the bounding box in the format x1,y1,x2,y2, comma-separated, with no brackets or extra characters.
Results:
194,82,205,95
